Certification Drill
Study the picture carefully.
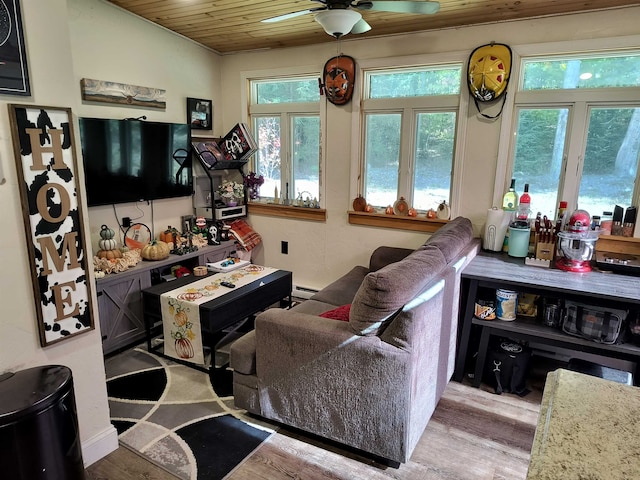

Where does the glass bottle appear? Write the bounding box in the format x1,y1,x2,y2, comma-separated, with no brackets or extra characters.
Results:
502,178,518,212
517,183,531,220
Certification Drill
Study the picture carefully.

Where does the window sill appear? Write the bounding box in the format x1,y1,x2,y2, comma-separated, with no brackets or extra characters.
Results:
348,211,448,232
247,202,326,222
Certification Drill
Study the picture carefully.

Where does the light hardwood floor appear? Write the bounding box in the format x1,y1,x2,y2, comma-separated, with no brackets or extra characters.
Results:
86,378,543,480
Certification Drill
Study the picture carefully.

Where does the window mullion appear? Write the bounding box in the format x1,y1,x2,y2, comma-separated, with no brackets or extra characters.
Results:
398,108,414,202
562,102,588,211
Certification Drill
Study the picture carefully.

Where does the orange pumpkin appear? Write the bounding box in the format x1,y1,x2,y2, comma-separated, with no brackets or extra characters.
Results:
174,311,188,327
97,249,123,260
159,226,177,244
352,195,367,212
385,205,394,215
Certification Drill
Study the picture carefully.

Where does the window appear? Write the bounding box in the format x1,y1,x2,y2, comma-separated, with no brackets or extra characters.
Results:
361,65,462,210
249,77,321,203
506,51,640,220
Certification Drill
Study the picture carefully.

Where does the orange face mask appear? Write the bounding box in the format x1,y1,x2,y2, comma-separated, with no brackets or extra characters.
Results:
322,55,356,106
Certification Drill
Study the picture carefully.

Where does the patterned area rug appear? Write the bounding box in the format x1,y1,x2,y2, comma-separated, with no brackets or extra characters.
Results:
105,347,274,480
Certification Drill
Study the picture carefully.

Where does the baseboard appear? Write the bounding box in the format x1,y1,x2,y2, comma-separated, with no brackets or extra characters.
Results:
82,424,119,467
292,285,318,299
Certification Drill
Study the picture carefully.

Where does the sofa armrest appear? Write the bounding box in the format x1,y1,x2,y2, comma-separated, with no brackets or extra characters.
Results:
252,308,412,462
254,308,406,382
369,246,414,271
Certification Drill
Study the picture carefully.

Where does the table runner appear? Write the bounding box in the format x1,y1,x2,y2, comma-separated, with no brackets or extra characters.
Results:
161,265,277,365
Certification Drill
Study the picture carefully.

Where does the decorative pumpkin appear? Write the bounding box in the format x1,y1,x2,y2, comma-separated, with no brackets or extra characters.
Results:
385,205,394,215
352,195,367,212
159,226,177,244
96,249,123,260
174,311,188,327
98,238,117,251
408,208,418,217
100,224,115,240
141,240,170,261
365,204,374,213
426,208,437,219
175,338,194,359
119,245,129,253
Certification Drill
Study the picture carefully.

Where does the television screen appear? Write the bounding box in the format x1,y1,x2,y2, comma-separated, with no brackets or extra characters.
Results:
79,117,192,207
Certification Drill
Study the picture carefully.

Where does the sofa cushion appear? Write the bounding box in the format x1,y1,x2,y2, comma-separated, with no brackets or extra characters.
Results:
229,331,257,375
422,216,474,263
310,265,369,306
349,245,447,336
319,304,351,322
369,246,414,272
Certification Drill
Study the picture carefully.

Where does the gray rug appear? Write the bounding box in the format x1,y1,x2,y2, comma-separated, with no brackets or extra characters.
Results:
104,347,275,479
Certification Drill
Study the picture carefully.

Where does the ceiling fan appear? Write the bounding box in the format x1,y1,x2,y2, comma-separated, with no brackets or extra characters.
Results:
262,0,441,38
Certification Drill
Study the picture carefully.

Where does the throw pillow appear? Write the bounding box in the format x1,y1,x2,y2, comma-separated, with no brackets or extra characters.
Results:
319,304,351,322
349,245,447,336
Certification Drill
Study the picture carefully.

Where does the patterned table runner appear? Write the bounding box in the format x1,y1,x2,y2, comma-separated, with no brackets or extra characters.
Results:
161,265,277,365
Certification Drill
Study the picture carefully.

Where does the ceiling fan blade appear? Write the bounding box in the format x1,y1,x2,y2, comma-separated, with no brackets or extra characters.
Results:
262,7,325,23
351,18,372,34
364,1,440,15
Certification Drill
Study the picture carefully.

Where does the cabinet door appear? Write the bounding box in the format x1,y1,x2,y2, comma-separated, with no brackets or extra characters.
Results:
97,272,151,354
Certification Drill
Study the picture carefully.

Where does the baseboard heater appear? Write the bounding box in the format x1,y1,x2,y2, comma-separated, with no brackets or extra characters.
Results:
292,285,319,300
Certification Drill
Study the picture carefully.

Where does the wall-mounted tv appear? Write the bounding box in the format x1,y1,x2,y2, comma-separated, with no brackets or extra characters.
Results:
79,117,192,207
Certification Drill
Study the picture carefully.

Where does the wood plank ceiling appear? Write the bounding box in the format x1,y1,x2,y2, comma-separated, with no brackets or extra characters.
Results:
107,1,640,54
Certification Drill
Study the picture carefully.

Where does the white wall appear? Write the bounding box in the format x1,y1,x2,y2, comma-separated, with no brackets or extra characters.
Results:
0,0,221,466
69,0,223,252
219,6,640,291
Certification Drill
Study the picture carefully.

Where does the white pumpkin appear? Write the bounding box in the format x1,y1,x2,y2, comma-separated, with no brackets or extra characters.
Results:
99,238,117,251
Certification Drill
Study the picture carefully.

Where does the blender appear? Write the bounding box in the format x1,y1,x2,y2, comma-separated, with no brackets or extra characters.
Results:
555,209,599,272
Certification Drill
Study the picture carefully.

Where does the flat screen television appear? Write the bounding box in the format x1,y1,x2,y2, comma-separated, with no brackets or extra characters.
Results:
79,117,192,207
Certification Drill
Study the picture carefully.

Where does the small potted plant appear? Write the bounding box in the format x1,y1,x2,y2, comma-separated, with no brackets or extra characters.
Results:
243,171,264,201
218,180,244,206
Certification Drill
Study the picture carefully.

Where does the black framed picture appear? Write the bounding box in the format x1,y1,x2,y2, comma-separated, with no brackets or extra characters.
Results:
187,97,212,130
0,0,30,95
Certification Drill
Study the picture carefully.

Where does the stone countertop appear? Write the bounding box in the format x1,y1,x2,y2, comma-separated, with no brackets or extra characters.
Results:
527,369,640,480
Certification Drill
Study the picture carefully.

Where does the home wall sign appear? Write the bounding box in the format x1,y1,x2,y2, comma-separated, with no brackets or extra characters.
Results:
0,0,30,95
8,104,95,346
80,78,167,109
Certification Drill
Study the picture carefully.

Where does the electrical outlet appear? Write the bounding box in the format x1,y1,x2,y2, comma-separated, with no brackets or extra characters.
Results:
281,241,288,254
122,217,131,228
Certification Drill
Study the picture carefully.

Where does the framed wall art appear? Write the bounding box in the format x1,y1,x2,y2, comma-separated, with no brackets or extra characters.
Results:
0,0,30,95
80,78,167,109
187,97,212,130
8,104,95,346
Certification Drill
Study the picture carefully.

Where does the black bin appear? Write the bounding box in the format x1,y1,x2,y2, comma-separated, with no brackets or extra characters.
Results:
0,365,85,480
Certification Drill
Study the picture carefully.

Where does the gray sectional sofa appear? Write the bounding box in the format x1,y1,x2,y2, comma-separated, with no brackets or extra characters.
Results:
230,216,480,465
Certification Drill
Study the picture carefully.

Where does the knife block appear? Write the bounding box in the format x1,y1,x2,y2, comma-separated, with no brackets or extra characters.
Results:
535,233,556,261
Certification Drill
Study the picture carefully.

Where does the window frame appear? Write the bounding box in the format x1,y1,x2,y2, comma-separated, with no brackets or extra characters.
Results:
242,68,326,208
494,35,640,215
351,52,470,218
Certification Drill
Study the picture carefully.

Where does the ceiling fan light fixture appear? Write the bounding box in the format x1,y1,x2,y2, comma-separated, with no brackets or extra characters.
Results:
315,10,362,38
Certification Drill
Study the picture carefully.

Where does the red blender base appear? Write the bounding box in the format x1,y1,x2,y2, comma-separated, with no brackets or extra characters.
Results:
555,258,592,272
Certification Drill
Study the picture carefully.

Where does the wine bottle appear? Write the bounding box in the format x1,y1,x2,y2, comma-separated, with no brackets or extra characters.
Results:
517,183,531,220
502,178,518,211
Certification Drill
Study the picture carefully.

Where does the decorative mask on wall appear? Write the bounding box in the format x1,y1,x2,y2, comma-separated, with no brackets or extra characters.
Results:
320,55,356,105
467,42,512,119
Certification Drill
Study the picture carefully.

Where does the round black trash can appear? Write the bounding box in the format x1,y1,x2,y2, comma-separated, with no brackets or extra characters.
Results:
0,365,85,480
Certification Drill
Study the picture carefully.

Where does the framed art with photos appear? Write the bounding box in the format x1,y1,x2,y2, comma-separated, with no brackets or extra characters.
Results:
187,97,212,130
8,104,95,346
0,0,31,95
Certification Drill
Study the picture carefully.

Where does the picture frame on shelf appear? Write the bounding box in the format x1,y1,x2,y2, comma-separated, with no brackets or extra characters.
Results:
187,97,212,130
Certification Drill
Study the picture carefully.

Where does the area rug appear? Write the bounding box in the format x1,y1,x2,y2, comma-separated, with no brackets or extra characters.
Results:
105,347,275,480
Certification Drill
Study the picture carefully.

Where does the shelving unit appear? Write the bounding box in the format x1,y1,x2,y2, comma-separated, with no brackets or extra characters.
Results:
453,252,640,386
96,243,234,355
